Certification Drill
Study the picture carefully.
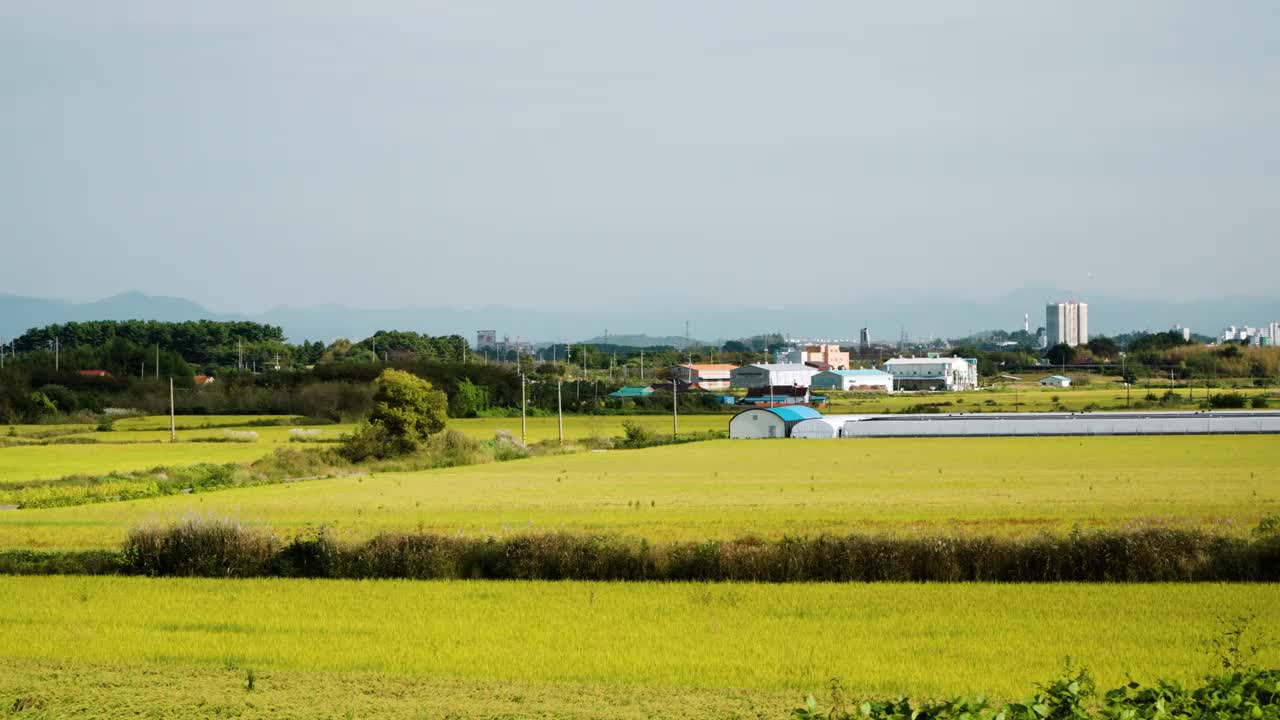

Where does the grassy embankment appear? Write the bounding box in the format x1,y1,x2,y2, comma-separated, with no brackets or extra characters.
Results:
1,435,1273,549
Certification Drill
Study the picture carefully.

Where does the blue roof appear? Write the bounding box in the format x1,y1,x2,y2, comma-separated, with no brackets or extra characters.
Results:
769,406,822,422
1044,375,1071,381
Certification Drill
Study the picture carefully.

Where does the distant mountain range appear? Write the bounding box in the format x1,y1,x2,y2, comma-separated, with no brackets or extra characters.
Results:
1,289,1276,347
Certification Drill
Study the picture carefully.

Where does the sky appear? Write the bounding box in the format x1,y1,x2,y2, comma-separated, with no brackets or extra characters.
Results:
2,1,1278,313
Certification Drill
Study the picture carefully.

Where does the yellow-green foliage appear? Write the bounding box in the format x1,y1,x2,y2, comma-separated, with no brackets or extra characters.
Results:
2,435,1274,549
448,414,728,442
0,577,1274,705
0,444,276,485
0,657,791,720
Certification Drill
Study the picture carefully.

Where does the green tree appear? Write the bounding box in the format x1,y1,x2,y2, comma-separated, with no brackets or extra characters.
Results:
1045,343,1078,367
448,378,489,418
1086,336,1118,358
340,369,447,460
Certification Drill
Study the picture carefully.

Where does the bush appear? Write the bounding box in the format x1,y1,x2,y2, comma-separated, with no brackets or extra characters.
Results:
1209,392,1249,409
62,525,1280,582
1252,395,1270,409
795,668,1280,720
122,517,277,577
618,420,657,448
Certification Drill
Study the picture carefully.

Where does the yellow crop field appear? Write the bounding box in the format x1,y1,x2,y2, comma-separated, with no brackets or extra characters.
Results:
2,435,1273,549
0,577,1274,719
0,443,280,485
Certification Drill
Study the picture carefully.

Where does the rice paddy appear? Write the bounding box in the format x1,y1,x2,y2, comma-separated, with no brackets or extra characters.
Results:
0,576,1274,717
0,434,1273,549
1,412,1276,717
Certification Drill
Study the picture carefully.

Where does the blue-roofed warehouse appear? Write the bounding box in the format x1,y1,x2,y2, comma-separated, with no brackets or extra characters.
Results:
729,405,823,439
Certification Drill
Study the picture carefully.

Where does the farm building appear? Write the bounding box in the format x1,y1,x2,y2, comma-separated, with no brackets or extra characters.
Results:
609,386,654,398
835,410,1280,437
811,369,894,393
773,344,850,369
742,385,809,405
729,405,823,439
669,363,735,390
1039,375,1072,388
791,414,868,439
883,356,978,391
730,363,819,389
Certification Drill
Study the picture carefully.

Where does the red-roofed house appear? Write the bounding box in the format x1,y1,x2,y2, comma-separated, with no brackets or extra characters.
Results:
77,370,112,378
193,375,215,386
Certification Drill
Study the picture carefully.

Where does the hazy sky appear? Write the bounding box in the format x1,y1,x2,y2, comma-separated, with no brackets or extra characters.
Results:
2,2,1277,313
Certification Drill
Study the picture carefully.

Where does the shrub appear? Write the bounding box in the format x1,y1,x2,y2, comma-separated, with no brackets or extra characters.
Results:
491,430,529,461
1252,395,1270,409
1209,393,1250,409
122,517,276,577
618,420,657,448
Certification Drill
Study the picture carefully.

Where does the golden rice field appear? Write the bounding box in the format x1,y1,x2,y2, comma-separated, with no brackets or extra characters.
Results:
1,435,1273,549
0,577,1274,719
0,443,281,485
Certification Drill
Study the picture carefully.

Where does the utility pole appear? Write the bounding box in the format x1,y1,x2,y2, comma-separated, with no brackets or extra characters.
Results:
238,339,243,372
557,380,564,445
640,350,645,379
672,372,679,440
54,337,59,371
520,372,527,446
169,377,176,442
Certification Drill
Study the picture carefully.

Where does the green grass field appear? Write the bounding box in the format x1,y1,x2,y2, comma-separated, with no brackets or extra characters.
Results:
0,577,1273,718
2,435,1273,549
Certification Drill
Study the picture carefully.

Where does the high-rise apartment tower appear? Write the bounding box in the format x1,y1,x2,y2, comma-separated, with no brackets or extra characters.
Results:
1045,302,1088,347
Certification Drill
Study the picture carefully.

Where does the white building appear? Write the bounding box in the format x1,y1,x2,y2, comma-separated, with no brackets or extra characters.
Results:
791,414,869,439
669,364,735,390
1039,375,1072,388
1222,326,1257,343
883,356,979,391
730,363,820,389
1046,302,1088,347
810,369,894,393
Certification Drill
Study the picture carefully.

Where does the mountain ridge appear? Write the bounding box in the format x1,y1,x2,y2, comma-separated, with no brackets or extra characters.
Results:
1,291,1276,345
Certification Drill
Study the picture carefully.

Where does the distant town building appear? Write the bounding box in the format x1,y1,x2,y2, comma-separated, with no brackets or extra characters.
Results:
883,356,979,391
774,344,849,369
1172,325,1192,342
730,363,820,389
476,330,497,350
670,363,735,390
859,328,871,353
810,369,894,393
1264,322,1280,347
1046,301,1088,347
1039,375,1072,388
803,344,850,370
1221,326,1257,343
